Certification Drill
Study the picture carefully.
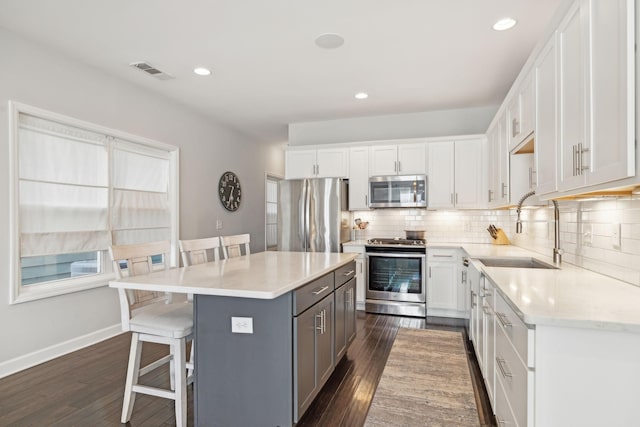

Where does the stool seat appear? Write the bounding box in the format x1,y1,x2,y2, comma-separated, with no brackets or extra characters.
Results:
129,302,193,339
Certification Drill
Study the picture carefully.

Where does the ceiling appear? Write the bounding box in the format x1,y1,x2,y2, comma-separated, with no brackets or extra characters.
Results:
0,0,564,143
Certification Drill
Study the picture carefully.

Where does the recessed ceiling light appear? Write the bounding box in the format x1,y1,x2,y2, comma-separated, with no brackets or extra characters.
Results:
194,67,211,76
315,33,345,49
493,17,517,31
355,92,368,100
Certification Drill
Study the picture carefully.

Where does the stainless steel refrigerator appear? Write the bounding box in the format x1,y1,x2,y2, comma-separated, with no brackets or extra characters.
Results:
278,178,350,252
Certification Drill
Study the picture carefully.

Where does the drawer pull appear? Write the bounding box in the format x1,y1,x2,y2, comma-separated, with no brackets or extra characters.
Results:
312,286,330,296
496,312,512,328
496,357,513,379
432,254,454,258
496,416,508,426
343,270,355,277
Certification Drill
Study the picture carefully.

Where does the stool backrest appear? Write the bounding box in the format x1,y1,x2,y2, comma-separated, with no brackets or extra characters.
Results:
179,237,221,266
220,234,251,259
109,240,171,328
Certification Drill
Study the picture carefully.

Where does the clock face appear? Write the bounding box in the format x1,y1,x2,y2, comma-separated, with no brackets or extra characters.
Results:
218,171,242,212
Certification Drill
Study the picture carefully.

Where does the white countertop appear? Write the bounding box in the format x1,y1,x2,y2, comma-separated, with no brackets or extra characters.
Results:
109,251,358,300
344,240,640,332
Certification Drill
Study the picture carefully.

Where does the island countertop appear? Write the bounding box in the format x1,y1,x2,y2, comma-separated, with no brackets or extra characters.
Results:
109,251,358,300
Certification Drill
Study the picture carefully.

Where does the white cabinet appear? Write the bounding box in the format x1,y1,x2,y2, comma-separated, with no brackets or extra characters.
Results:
285,148,348,179
558,0,635,192
427,139,485,209
427,248,466,318
507,69,536,151
348,147,369,210
510,153,545,206
487,113,509,207
369,142,426,176
535,32,559,196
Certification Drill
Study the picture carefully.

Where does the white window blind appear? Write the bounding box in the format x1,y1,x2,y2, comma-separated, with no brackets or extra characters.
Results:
18,114,110,257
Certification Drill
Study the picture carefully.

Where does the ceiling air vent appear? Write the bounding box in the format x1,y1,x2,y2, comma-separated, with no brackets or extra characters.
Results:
129,61,174,80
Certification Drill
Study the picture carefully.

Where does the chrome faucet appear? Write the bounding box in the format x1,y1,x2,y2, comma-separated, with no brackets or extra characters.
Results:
515,191,562,265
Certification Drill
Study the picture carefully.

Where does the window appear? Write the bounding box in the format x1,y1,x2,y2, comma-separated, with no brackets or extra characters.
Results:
9,102,179,303
265,174,281,251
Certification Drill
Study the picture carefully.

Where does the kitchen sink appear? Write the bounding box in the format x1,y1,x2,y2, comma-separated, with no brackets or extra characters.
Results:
478,257,559,269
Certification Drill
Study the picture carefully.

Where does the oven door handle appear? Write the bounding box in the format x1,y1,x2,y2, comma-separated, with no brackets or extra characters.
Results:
366,252,426,259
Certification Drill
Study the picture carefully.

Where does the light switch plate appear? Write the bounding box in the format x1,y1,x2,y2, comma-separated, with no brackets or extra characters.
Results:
216,219,223,230
231,317,253,334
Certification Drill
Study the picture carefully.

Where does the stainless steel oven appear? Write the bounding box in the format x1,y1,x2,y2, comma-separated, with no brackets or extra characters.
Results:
365,238,427,317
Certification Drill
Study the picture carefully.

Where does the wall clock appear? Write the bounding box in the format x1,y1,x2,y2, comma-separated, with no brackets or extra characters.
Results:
218,171,242,212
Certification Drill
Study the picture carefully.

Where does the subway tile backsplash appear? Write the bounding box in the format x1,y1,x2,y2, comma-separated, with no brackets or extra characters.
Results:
353,195,640,287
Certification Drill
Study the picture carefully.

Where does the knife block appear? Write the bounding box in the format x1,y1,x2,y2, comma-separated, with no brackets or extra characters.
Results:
492,228,511,245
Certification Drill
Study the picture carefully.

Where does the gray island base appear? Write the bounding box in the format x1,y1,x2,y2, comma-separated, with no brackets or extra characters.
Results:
193,259,357,427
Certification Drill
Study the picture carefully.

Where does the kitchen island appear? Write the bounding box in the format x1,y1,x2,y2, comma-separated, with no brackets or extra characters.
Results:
110,251,358,427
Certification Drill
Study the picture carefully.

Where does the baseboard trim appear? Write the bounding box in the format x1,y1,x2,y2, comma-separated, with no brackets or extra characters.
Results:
0,324,123,379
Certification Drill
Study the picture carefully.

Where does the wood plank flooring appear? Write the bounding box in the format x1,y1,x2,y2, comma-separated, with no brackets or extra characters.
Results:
0,313,495,427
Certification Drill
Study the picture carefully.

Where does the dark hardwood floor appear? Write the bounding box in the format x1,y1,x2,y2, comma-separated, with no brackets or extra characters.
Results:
0,312,495,427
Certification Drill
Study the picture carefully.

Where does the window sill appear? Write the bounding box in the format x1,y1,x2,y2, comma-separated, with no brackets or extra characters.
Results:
10,272,117,304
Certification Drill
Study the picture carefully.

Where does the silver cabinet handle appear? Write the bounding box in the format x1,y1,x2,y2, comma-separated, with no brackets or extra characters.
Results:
428,266,432,278
432,254,453,258
496,357,513,378
528,167,533,189
450,193,454,204
316,312,323,332
496,312,512,328
398,161,401,172
394,160,397,172
572,145,578,176
512,117,518,138
316,164,320,175
579,143,589,173
501,182,507,198
488,189,493,202
470,290,476,307
496,416,507,426
343,270,355,277
365,195,368,206
312,286,330,295
455,193,458,204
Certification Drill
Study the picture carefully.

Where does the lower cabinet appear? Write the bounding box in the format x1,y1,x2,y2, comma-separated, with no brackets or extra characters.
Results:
335,277,356,360
427,248,468,318
294,295,334,421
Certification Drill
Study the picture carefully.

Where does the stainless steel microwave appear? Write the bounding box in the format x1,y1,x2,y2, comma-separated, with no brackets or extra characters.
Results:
368,175,427,208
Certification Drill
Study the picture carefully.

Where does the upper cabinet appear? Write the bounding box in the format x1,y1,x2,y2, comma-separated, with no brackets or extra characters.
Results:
507,69,536,152
285,147,349,179
557,0,635,192
348,146,369,210
369,142,426,176
428,139,486,209
487,112,510,208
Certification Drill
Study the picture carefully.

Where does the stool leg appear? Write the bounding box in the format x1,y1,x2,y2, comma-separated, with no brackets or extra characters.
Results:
173,338,187,427
187,339,195,379
121,333,142,423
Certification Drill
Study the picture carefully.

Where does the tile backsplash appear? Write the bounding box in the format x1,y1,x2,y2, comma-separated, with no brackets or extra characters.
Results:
353,195,640,287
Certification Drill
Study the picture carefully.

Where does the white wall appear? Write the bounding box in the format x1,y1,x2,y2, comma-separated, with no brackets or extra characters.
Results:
0,28,284,375
288,105,498,146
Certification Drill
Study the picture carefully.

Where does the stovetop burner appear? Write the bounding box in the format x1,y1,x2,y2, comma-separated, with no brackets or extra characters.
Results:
367,237,426,246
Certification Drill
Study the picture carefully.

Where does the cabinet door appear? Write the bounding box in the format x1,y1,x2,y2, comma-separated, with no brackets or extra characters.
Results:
369,145,398,176
286,150,317,179
519,70,536,143
588,0,635,185
486,125,500,206
348,147,369,210
316,148,348,178
454,139,484,208
535,33,558,195
294,306,318,418
427,141,455,209
507,95,521,151
316,296,334,386
510,153,537,203
334,284,347,360
427,261,458,310
558,0,589,191
397,143,427,174
345,279,356,344
496,114,510,205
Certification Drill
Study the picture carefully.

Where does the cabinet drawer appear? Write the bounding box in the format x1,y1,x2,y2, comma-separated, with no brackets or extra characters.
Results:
335,261,356,288
496,323,529,427
494,372,520,427
427,248,458,262
494,293,533,367
293,273,334,315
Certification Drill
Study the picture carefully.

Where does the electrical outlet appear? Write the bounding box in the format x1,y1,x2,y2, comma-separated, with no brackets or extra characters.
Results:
612,223,621,249
216,219,223,230
231,317,253,334
582,223,592,245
